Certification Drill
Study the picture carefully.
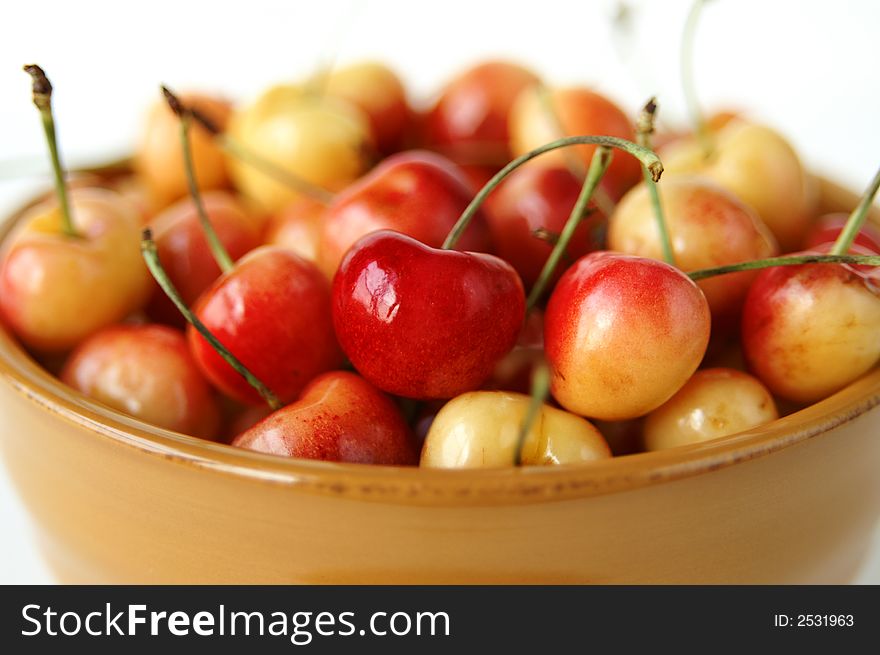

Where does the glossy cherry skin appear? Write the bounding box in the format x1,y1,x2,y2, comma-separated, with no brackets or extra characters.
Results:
803,213,880,253
0,188,151,352
146,191,264,326
318,150,492,277
233,371,419,465
509,86,641,201
61,324,220,439
484,164,603,288
545,252,711,420
135,92,232,209
741,248,880,403
189,247,343,405
423,60,539,165
332,231,525,400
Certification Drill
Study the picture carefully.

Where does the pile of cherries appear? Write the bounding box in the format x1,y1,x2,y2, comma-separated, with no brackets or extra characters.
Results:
2,56,879,470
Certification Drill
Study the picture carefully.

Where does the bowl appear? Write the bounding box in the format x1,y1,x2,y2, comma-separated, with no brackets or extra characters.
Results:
1,175,879,584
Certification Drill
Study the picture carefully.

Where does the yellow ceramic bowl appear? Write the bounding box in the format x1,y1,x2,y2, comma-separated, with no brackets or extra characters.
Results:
1,178,879,584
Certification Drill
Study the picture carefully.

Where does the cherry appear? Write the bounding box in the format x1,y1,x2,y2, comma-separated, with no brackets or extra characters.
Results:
545,252,711,420
420,390,610,468
61,324,220,439
741,244,880,403
188,246,343,406
0,66,151,352
324,61,413,155
508,86,642,200
609,176,778,325
643,368,778,451
227,84,372,212
318,150,493,277
423,60,539,165
233,371,419,465
332,230,525,400
483,164,603,288
145,191,264,325
661,119,817,251
484,308,545,394
134,91,231,209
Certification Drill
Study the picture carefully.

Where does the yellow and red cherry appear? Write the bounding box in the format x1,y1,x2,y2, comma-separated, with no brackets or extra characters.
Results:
332,230,525,400
233,371,419,465
661,119,817,251
609,176,778,325
741,245,880,403
227,84,372,212
423,60,539,165
0,66,151,352
61,324,220,439
545,252,711,420
324,61,413,155
508,86,642,200
484,164,604,289
135,91,232,209
145,191,264,325
421,390,611,468
318,150,493,277
643,368,778,451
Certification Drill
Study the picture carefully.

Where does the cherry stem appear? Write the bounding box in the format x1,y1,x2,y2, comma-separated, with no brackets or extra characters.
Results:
514,360,551,466
184,105,336,205
23,65,77,239
688,254,880,281
682,0,713,158
636,97,676,266
830,164,880,255
535,84,616,216
442,135,662,250
162,87,235,273
141,229,282,412
526,147,613,310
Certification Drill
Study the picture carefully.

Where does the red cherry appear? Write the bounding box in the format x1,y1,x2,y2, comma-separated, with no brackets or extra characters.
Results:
423,60,539,164
189,247,343,405
803,213,880,253
233,371,419,465
332,231,525,399
545,252,711,420
318,150,492,277
484,164,603,288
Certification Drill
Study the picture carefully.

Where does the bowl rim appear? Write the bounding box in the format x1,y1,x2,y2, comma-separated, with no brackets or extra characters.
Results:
2,174,880,507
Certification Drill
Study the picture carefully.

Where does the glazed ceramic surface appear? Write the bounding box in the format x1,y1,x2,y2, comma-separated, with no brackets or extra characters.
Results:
0,176,879,583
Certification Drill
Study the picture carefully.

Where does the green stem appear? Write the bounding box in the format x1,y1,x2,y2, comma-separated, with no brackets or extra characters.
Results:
526,147,613,310
830,165,880,255
636,98,676,266
141,230,282,412
442,135,662,250
682,0,713,158
688,254,880,281
23,65,77,238
514,361,551,466
178,114,234,273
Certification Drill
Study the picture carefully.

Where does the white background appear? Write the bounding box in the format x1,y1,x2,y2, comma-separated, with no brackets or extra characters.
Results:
1,0,879,583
